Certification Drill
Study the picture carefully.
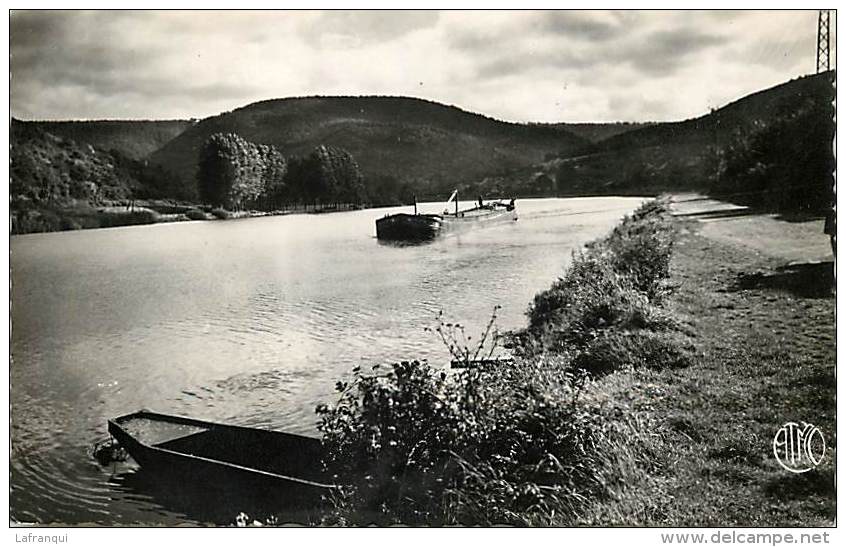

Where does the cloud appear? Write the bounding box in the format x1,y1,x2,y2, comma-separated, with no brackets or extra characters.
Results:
607,92,674,121
623,28,726,75
448,10,625,51
10,10,67,50
11,11,287,119
532,11,626,41
473,50,591,79
300,10,440,48
462,25,724,81
9,10,827,123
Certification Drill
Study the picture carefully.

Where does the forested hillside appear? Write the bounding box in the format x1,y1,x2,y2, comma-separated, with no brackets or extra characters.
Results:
149,96,590,201
528,71,835,211
13,118,193,160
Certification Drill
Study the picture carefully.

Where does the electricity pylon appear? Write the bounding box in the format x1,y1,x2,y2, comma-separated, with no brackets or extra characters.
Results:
817,10,831,73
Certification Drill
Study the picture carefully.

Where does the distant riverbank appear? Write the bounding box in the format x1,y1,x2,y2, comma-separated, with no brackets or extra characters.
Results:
9,200,366,235
10,192,665,236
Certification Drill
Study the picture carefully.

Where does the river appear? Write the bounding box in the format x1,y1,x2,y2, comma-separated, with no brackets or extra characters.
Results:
10,196,645,525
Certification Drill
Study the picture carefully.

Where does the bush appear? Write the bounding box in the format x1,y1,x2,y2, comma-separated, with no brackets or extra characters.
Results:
317,361,467,524
11,208,63,234
211,208,233,220
59,217,82,231
317,359,624,526
185,208,207,221
97,209,159,228
12,204,163,233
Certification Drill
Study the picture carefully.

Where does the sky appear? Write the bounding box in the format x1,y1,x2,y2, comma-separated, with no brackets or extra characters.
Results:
9,9,834,123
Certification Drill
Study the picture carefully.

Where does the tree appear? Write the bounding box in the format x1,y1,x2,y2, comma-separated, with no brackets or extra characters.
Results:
258,144,288,209
709,93,834,213
197,133,237,207
197,132,287,210
284,145,366,207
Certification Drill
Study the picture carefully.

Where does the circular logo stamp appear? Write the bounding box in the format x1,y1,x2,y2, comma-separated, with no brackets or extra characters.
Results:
773,422,826,473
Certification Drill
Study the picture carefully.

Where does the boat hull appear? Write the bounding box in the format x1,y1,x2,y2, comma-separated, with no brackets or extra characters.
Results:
108,411,336,507
375,213,443,241
375,205,516,242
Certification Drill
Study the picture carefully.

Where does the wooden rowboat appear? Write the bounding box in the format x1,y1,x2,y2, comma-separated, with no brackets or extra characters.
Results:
108,410,337,506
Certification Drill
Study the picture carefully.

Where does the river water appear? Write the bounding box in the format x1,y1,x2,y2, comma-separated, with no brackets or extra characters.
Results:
10,196,645,525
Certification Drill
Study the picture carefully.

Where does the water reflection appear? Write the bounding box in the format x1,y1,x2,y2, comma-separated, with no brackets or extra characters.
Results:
109,466,325,526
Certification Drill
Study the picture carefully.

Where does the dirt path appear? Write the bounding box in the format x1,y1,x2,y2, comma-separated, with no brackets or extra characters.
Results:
669,193,833,263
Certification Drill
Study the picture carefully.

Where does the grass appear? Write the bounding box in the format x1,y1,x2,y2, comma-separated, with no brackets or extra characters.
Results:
573,220,834,526
638,222,834,525
570,330,694,378
522,198,679,360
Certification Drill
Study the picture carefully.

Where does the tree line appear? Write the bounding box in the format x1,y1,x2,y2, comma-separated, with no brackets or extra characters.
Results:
197,132,366,210
706,89,835,213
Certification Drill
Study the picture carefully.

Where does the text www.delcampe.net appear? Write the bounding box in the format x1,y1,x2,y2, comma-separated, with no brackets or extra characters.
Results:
661,532,831,545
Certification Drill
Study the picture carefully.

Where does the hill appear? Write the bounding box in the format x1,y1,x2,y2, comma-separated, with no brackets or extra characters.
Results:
530,71,836,204
9,122,187,233
12,119,193,160
11,122,137,206
596,71,834,153
148,96,590,201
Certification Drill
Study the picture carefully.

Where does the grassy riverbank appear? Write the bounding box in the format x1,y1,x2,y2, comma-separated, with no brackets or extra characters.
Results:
615,215,835,526
10,201,364,234
313,197,835,526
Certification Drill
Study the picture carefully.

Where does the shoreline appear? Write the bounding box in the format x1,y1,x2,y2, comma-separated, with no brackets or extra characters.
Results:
312,196,835,526
9,195,649,236
8,201,367,236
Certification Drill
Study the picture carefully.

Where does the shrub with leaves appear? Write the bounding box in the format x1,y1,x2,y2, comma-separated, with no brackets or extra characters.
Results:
316,358,624,526
316,361,479,524
425,307,503,367
443,359,617,525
